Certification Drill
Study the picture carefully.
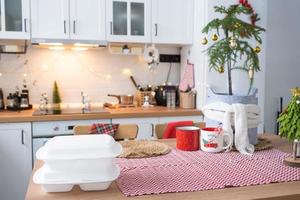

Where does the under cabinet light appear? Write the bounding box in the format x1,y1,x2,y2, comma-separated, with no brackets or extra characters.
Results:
39,43,63,46
71,47,88,51
48,46,65,50
74,43,99,47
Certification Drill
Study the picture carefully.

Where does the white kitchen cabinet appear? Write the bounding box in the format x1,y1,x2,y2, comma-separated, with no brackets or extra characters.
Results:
151,0,194,44
112,117,158,139
0,123,32,200
31,0,69,40
106,0,151,43
70,0,106,41
0,0,30,39
31,0,106,42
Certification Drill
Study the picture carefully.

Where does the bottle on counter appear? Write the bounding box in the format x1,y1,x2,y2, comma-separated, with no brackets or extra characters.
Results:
0,88,5,110
7,93,14,109
20,80,29,108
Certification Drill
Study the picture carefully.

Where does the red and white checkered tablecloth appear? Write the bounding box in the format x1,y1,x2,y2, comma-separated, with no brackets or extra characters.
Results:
116,149,300,196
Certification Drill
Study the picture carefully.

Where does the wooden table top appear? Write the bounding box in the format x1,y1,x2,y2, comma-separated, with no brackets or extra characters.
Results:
0,107,202,123
25,134,300,200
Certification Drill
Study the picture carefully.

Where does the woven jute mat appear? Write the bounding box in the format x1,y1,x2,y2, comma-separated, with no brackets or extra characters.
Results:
233,137,273,151
119,140,171,158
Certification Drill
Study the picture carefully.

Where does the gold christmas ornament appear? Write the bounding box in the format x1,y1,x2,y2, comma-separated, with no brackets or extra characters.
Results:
248,67,254,79
218,65,224,73
229,37,238,49
254,46,261,53
234,23,241,28
212,34,218,41
290,87,300,97
201,37,208,45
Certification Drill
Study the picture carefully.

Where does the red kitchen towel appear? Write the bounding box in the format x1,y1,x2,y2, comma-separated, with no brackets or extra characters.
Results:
163,121,194,139
89,123,119,136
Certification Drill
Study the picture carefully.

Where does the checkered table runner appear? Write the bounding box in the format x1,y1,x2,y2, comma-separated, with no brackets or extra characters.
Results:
116,149,300,196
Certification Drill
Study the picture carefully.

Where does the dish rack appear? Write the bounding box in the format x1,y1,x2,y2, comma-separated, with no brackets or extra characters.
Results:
136,91,156,107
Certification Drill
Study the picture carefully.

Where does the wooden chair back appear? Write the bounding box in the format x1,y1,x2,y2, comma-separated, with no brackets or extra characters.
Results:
73,124,138,140
154,122,206,139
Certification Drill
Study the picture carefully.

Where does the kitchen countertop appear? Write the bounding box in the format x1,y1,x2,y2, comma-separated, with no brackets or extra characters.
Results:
0,107,202,123
26,134,300,200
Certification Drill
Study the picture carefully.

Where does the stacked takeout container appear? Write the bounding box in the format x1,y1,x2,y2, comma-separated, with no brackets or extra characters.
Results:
33,134,122,192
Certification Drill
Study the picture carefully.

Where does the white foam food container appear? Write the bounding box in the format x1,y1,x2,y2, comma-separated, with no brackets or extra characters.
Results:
33,164,120,192
36,134,122,161
36,135,122,171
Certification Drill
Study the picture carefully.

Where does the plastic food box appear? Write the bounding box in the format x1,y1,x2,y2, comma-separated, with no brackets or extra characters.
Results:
36,134,122,171
33,165,120,192
33,134,122,192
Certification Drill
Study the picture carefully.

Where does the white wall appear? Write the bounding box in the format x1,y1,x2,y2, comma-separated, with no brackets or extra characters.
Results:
0,46,180,105
264,0,300,133
183,0,267,132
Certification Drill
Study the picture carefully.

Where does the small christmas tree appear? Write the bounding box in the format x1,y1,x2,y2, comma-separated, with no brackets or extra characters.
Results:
278,88,300,141
202,0,265,95
52,81,62,105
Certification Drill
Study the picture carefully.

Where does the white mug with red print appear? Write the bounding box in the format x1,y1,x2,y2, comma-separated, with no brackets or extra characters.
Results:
200,127,233,153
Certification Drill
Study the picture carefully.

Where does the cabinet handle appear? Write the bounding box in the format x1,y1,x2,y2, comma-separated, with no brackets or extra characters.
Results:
63,20,67,34
73,20,76,34
110,21,113,35
24,18,27,32
155,24,158,36
21,130,24,145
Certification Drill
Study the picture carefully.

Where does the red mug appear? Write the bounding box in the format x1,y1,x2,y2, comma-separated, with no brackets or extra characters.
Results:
176,126,200,151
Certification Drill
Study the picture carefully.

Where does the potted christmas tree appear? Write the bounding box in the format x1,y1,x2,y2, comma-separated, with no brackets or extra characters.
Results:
202,1,265,144
278,87,300,167
52,81,62,112
202,0,265,95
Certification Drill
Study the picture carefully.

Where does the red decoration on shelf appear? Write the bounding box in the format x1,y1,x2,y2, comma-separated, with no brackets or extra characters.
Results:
238,0,258,25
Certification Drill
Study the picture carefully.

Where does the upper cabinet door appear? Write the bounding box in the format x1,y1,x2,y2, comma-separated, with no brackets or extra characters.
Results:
31,0,69,40
152,0,194,45
106,0,151,43
0,0,30,39
70,0,106,41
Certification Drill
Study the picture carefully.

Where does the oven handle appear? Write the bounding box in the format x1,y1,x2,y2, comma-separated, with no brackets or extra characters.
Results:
32,134,73,139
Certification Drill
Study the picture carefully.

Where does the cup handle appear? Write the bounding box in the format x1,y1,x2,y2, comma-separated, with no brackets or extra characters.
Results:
222,131,233,151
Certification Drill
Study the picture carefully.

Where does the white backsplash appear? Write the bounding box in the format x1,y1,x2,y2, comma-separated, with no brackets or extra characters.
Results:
0,45,181,105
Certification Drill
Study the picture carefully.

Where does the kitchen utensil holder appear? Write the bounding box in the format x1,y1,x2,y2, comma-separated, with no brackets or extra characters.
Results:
136,91,156,107
179,92,196,109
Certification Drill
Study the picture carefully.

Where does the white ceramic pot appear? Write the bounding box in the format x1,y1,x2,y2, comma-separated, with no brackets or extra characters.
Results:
206,87,259,145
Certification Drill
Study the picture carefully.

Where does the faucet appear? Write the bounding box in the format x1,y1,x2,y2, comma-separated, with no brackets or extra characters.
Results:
81,92,90,110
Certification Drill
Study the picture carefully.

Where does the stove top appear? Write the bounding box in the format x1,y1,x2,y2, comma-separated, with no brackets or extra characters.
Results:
32,107,109,116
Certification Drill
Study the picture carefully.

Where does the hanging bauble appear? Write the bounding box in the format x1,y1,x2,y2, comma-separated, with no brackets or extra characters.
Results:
234,23,241,29
248,66,254,79
254,46,261,53
218,65,224,74
201,37,208,45
229,37,238,49
211,34,218,41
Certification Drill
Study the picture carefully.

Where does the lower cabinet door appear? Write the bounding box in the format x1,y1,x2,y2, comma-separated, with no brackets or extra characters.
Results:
0,123,32,200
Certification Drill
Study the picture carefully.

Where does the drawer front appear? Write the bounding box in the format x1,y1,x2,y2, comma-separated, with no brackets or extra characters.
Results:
32,119,111,137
